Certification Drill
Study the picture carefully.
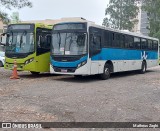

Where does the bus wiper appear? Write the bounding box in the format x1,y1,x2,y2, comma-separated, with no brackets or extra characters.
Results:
20,30,27,48
6,31,13,48
10,31,13,45
58,32,61,48
5,31,13,52
64,33,67,54
64,33,72,52
69,35,73,50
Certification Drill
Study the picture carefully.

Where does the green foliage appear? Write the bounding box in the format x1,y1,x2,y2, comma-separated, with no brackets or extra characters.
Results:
0,11,9,24
11,12,21,24
103,0,139,31
0,0,32,24
142,0,160,40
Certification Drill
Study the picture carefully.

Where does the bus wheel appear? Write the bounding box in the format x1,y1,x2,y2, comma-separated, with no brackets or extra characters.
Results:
139,61,147,74
100,64,111,80
30,71,40,75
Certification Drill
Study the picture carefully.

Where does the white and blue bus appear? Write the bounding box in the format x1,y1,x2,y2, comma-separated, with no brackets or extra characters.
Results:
50,21,159,79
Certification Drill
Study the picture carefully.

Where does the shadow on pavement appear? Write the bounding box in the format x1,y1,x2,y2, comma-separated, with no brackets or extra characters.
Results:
17,69,156,81
55,70,155,83
19,73,60,79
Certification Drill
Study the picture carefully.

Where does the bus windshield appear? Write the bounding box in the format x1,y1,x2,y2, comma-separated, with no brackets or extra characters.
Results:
6,31,34,54
52,32,87,56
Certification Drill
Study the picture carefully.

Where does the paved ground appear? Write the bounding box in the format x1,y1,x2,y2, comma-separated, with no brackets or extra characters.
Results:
0,66,160,131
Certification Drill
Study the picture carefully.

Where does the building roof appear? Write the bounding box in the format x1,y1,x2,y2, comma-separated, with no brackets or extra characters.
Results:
22,17,95,25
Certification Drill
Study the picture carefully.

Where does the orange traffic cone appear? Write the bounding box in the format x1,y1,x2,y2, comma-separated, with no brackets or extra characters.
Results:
10,60,20,79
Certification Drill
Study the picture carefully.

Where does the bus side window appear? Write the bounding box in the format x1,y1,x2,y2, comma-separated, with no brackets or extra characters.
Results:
134,37,141,49
147,40,152,50
125,35,134,49
109,32,113,47
141,39,147,50
119,34,124,48
104,31,110,47
153,41,158,51
112,33,115,47
113,33,120,48
129,36,134,49
125,35,129,48
90,34,101,50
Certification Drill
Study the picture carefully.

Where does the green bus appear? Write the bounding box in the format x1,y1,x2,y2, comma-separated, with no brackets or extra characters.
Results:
5,23,52,74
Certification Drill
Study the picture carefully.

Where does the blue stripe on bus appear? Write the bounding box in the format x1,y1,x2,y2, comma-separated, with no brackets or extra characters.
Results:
51,55,88,68
91,48,158,61
51,48,158,68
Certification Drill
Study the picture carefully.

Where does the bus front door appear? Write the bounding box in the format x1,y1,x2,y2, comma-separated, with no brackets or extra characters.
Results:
89,35,101,75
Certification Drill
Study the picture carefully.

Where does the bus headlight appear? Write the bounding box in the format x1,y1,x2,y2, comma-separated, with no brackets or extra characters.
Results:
77,61,87,68
25,58,34,65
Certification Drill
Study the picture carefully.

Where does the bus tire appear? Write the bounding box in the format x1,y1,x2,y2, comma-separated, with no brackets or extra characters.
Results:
0,61,3,67
30,71,40,75
139,61,147,74
100,64,111,80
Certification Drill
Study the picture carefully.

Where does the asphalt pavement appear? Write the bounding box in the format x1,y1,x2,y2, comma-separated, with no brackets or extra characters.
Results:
0,66,160,131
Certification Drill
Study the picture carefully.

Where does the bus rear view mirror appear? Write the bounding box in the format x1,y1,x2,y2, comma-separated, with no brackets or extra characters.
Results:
1,33,10,37
1,33,6,36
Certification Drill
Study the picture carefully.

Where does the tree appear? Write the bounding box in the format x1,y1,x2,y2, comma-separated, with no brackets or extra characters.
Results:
142,0,160,40
103,0,139,31
11,12,21,24
0,0,32,24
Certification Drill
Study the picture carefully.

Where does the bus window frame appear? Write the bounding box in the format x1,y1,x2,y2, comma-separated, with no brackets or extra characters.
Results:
89,26,159,53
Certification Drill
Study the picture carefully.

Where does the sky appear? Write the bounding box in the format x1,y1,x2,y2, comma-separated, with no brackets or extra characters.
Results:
9,0,109,25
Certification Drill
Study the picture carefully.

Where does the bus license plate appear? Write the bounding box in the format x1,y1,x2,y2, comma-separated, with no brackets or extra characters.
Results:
61,69,67,73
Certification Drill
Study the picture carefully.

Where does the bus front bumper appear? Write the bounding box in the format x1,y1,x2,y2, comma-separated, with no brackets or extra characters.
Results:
5,63,25,71
50,64,90,75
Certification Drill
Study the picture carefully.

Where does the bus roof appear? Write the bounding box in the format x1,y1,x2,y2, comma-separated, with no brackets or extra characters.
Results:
53,21,159,41
89,22,159,41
